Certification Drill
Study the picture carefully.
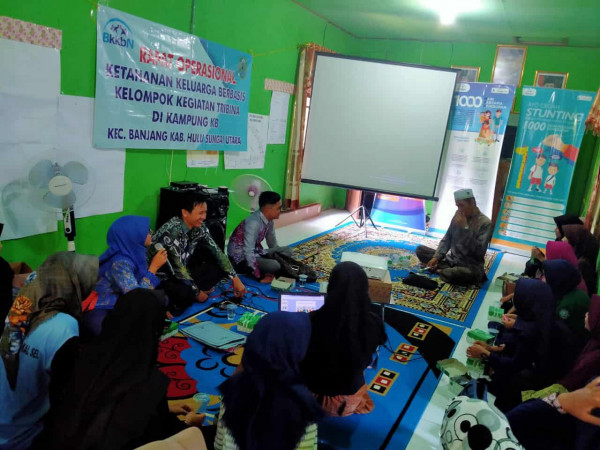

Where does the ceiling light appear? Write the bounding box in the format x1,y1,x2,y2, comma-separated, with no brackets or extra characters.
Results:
422,0,482,26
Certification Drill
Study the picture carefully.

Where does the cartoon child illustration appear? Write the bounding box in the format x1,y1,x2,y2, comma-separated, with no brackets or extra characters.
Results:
544,162,559,194
528,153,546,192
476,111,493,143
492,109,503,142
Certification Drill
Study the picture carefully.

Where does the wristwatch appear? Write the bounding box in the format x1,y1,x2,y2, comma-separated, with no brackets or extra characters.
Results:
543,392,566,414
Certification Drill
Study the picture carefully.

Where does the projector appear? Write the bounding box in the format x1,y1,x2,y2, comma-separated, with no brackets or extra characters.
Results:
341,252,389,280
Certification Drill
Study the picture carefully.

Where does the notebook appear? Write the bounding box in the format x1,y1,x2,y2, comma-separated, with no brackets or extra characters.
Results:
180,321,246,349
278,292,325,313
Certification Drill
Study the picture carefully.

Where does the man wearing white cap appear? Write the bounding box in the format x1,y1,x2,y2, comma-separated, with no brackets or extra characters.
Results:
415,189,492,285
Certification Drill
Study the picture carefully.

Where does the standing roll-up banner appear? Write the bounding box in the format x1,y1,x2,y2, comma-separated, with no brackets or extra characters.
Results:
491,87,594,253
94,6,252,150
430,83,515,235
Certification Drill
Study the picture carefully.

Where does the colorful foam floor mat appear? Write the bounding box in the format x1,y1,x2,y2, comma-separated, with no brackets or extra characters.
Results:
159,277,464,449
291,224,503,326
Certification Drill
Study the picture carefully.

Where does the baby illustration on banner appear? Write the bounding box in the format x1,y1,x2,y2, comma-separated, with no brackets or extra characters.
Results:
544,162,559,194
528,153,546,192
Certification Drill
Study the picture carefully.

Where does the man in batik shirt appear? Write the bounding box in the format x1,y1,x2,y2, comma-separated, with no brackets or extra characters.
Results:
150,192,246,311
227,191,292,283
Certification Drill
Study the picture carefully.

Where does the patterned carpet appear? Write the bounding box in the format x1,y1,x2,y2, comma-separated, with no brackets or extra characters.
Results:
291,224,501,324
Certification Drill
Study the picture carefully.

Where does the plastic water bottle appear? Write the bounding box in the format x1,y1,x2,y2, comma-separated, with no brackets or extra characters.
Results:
193,392,210,414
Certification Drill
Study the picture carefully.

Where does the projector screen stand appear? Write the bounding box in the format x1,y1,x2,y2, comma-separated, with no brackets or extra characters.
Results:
336,194,378,237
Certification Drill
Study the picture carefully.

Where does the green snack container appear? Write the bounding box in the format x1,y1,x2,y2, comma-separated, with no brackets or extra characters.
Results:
466,329,495,344
488,306,504,323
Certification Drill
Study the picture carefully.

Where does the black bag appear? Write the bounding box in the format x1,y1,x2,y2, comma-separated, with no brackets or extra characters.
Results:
272,252,317,282
523,257,543,278
402,272,438,290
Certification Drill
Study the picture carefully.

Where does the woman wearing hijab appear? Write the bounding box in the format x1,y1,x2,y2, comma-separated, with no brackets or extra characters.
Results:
47,289,204,450
216,311,323,450
506,376,600,450
542,259,590,341
504,240,588,310
563,224,599,295
524,214,583,278
553,214,583,241
300,261,387,416
504,297,600,449
560,294,600,392
0,252,98,450
544,240,589,294
467,279,576,411
81,215,168,337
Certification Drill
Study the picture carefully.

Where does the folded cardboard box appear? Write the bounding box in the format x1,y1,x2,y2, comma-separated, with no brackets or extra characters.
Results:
368,270,392,304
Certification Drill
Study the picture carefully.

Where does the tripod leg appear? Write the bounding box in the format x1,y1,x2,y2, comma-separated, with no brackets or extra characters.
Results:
366,211,378,229
335,206,365,228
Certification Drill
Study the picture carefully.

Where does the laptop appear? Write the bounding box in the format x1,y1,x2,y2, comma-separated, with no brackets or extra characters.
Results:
180,321,246,349
278,292,325,313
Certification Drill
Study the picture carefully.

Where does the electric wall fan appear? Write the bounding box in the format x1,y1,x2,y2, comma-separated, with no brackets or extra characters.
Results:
230,174,273,212
28,156,94,251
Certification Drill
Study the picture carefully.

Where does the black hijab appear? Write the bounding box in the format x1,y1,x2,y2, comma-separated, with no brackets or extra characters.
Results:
318,261,385,365
48,289,168,450
562,224,599,294
219,311,322,450
553,214,583,240
513,278,556,373
542,259,582,300
300,262,386,397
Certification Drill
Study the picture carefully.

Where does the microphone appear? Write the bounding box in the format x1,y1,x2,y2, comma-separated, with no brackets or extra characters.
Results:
154,243,174,274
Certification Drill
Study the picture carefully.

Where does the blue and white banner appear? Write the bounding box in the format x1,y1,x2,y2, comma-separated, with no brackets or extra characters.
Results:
492,87,594,252
94,6,252,150
430,83,515,234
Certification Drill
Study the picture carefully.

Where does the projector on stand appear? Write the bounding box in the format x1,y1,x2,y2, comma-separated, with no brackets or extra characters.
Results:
341,252,392,303
341,252,388,281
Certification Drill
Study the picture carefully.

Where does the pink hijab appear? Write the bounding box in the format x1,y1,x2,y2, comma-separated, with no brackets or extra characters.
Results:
545,240,588,293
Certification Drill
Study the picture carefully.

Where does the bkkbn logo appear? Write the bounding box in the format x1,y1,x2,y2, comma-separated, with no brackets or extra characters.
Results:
103,18,134,49
455,95,483,107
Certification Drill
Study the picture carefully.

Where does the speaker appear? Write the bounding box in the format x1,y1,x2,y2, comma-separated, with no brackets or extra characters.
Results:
157,184,230,250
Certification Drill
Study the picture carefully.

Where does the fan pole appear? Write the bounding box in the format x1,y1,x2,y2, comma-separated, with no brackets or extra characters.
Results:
62,207,76,251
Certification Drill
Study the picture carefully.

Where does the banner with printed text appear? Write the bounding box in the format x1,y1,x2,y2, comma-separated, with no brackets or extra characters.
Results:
430,83,515,234
491,87,594,252
94,6,252,150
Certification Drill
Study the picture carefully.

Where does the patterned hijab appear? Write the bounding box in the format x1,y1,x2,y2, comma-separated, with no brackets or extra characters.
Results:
0,252,98,389
99,215,150,280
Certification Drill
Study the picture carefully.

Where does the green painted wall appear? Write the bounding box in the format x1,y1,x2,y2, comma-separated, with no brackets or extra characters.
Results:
1,0,352,268
1,2,598,269
349,39,600,217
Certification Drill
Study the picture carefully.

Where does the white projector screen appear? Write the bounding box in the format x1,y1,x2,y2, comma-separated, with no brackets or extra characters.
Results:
302,53,458,200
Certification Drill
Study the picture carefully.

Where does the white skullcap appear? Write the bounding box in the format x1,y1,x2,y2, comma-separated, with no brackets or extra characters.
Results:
454,188,474,201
